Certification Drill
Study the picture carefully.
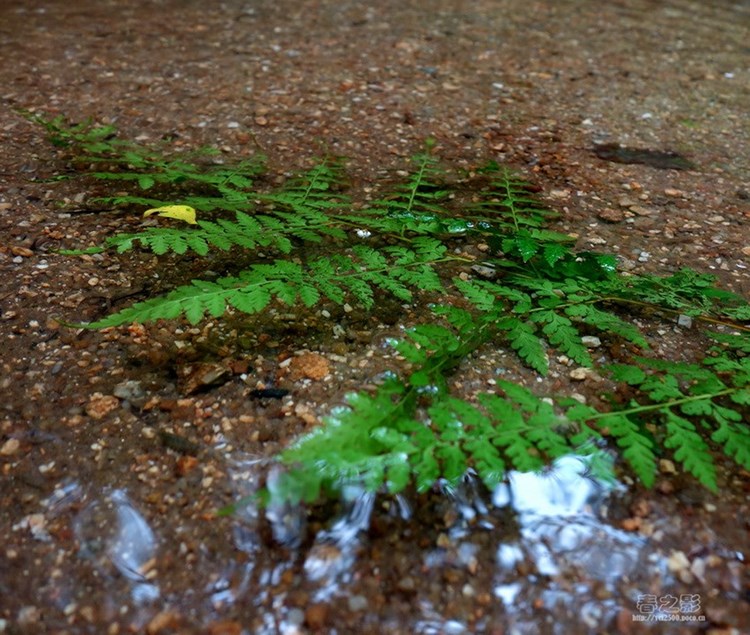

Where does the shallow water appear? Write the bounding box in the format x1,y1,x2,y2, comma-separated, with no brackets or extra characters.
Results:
35,452,674,634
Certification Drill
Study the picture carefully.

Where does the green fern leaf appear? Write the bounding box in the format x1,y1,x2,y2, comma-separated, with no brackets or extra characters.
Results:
730,389,750,406
605,412,657,487
543,242,568,267
711,420,750,470
608,364,647,385
386,459,412,493
414,448,440,492
564,402,601,422
679,398,714,417
394,264,443,293
664,411,717,491
299,284,321,308
640,374,683,401
227,285,272,314
708,331,750,354
530,309,592,366
406,324,458,353
436,444,467,484
497,317,548,374
341,276,375,308
453,279,498,312
503,232,540,262
86,280,228,327
566,303,649,349
527,412,572,458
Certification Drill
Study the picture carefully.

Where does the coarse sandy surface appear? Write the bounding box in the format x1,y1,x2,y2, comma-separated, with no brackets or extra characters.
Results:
1,1,749,633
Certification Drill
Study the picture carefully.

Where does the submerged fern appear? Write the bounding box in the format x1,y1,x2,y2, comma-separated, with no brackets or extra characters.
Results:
86,238,449,328
280,313,749,502
78,161,351,257
37,112,750,502
596,348,750,489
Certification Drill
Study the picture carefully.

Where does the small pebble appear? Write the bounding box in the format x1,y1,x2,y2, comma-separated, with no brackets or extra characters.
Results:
113,380,145,403
581,335,601,348
347,595,368,612
659,459,677,474
17,606,41,626
667,550,690,573
304,604,328,629
549,189,570,199
11,246,34,257
0,438,20,456
286,608,305,626
85,393,120,419
569,367,596,381
629,205,655,216
597,208,625,223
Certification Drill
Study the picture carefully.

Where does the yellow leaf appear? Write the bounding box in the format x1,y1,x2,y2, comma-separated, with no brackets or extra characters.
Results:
143,205,197,225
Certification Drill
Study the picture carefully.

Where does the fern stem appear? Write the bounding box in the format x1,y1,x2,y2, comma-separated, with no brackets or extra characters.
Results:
505,284,749,333
597,296,750,332
587,387,737,422
501,177,521,233
406,155,429,215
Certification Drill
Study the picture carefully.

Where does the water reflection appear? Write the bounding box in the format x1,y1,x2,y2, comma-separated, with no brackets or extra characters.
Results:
49,453,651,632
304,483,376,601
492,455,644,628
74,489,159,604
224,453,267,554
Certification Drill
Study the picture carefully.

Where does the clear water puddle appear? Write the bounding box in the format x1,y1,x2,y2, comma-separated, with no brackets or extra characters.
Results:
73,488,160,604
35,453,700,633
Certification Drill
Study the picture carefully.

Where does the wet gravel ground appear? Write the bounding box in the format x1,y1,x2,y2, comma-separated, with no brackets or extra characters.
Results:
1,0,749,633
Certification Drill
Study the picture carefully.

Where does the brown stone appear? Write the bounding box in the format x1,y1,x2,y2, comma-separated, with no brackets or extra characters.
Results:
145,610,180,634
176,455,199,476
85,393,120,420
305,604,329,630
206,621,242,635
620,517,641,531
10,246,34,257
597,208,625,223
289,353,330,381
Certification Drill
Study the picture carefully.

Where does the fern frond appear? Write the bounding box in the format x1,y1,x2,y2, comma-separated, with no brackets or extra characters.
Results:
99,205,351,257
468,161,558,232
364,145,454,234
496,316,548,375
280,377,420,500
599,356,750,486
711,417,750,471
258,159,349,214
84,243,449,327
529,309,592,366
708,330,750,354
565,303,649,349
604,412,658,487
664,410,717,490
608,268,750,320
